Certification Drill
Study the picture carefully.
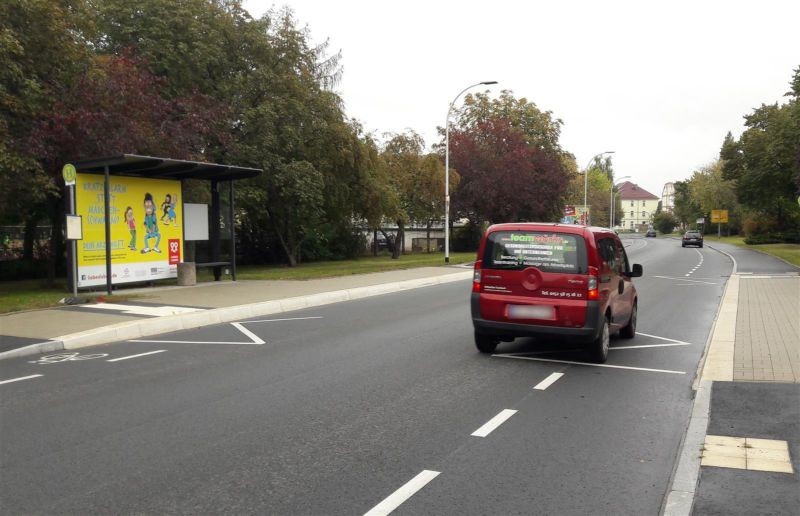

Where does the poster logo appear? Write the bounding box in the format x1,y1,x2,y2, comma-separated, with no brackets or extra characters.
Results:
168,239,181,265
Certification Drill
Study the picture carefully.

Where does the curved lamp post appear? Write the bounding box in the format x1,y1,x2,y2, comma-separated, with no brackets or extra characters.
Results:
445,80,498,263
610,175,631,228
583,151,615,225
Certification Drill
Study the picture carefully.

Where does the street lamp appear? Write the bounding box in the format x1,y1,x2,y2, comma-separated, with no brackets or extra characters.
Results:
583,151,615,225
445,80,498,263
610,175,631,228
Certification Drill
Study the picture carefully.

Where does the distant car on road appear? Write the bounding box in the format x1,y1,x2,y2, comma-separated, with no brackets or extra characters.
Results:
471,223,643,363
646,229,657,237
682,230,703,248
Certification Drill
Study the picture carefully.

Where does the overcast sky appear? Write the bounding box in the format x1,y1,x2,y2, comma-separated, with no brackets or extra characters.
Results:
244,0,799,198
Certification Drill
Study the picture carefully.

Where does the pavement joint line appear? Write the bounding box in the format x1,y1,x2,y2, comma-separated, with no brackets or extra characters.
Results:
532,372,564,390
492,354,686,374
107,350,167,362
363,470,440,516
0,374,43,385
471,409,518,437
0,270,472,360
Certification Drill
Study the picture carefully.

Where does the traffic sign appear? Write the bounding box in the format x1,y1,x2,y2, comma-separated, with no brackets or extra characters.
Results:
711,210,729,223
62,164,77,186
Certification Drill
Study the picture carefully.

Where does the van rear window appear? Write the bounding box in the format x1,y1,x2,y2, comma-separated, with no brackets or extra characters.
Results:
483,231,587,273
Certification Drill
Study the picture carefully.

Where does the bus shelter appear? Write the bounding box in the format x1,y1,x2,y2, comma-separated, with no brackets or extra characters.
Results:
68,154,261,295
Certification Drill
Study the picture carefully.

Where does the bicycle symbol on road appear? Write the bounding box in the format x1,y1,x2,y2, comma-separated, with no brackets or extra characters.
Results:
29,352,109,365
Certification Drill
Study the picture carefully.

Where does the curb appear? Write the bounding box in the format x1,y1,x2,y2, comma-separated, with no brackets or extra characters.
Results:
662,245,738,516
0,271,472,361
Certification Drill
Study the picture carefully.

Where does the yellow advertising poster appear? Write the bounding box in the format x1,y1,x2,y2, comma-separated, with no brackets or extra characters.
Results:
75,173,183,287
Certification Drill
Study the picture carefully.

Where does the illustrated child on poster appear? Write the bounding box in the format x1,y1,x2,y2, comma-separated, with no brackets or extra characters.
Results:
142,192,161,253
124,206,136,251
160,193,178,226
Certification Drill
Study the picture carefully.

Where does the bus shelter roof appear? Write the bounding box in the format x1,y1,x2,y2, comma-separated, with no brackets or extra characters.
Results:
71,154,261,181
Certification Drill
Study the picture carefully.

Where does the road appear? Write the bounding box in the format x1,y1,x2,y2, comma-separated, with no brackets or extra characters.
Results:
1,235,734,515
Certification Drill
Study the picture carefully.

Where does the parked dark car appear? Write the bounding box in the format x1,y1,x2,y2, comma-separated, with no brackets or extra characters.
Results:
682,230,704,248
471,223,643,363
646,229,657,237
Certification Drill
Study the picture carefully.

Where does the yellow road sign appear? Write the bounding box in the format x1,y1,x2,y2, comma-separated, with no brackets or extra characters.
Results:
711,209,729,223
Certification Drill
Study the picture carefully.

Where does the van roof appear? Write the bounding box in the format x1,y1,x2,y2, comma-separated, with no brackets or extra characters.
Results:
485,222,616,237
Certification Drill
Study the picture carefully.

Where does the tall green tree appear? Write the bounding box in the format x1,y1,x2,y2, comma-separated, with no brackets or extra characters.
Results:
720,67,800,231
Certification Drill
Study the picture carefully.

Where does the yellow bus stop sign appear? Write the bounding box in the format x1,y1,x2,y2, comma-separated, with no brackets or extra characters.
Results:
711,209,729,223
62,164,77,186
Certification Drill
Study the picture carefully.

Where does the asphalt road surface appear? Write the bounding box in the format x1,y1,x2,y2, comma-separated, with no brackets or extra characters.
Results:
1,235,734,515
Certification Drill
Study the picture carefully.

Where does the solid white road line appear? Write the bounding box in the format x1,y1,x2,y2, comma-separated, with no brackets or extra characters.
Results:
612,342,691,350
364,470,440,516
653,275,717,284
241,316,323,323
107,350,167,362
635,332,693,345
130,322,266,345
230,322,266,344
533,372,564,390
471,409,518,437
0,374,43,385
493,354,686,374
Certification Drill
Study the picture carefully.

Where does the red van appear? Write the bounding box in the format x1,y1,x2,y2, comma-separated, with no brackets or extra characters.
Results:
471,223,643,363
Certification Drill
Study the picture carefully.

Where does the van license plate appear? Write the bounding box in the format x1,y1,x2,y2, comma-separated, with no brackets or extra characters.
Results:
507,305,555,320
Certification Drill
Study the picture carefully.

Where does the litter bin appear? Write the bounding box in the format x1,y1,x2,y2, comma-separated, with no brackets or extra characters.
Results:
177,262,196,286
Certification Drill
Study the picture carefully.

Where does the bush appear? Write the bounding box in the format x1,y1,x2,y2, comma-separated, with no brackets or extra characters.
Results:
744,231,800,245
652,212,678,234
0,259,50,281
452,222,483,252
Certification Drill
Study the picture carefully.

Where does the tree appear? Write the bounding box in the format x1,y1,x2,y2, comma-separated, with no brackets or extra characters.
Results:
720,67,800,231
652,211,677,234
672,180,702,229
450,117,570,231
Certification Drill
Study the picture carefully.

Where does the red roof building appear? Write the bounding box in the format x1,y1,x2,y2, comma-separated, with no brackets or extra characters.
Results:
616,181,659,229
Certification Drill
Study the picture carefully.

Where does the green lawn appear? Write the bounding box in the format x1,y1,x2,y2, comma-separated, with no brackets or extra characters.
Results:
231,251,476,281
0,279,70,314
0,251,477,314
704,235,800,267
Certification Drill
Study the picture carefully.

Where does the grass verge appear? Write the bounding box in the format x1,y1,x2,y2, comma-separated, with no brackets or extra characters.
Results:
705,236,800,267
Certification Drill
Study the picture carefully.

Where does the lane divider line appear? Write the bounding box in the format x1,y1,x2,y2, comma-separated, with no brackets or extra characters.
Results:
533,372,564,390
471,409,518,437
0,374,43,385
240,316,323,324
107,350,167,362
364,470,440,516
634,332,693,345
612,342,691,350
493,354,686,375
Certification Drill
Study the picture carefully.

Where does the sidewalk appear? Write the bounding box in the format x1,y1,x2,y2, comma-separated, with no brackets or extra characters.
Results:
665,269,800,515
0,266,472,359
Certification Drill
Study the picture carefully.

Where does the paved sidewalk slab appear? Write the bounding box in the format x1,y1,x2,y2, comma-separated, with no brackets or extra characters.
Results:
693,382,799,516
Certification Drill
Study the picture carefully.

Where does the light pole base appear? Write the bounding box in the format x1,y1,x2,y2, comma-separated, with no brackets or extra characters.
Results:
445,256,450,263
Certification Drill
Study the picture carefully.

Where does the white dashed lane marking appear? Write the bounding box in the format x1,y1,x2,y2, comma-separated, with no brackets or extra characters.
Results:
685,248,704,276
364,470,440,516
471,409,518,437
0,374,43,385
533,372,564,390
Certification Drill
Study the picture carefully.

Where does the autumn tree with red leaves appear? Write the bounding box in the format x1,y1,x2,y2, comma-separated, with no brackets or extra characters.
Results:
447,91,573,248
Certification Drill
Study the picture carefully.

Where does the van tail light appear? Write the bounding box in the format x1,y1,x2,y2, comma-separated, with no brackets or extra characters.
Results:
472,260,482,293
587,266,599,300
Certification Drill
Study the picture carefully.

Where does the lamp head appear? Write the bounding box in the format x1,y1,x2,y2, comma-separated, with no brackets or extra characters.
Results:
481,81,498,85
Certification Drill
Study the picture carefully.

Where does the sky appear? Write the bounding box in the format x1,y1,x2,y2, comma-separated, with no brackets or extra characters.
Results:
243,0,799,199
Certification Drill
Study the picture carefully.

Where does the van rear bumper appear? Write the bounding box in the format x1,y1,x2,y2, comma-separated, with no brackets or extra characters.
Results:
470,293,602,343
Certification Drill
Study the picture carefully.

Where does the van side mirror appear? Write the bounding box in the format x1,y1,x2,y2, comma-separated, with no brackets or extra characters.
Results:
629,264,643,278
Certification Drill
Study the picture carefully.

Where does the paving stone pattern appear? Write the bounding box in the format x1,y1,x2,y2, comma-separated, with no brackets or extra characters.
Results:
733,277,800,383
